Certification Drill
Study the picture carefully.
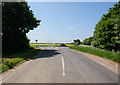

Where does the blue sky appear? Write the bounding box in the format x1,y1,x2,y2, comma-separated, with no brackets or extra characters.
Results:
27,2,117,43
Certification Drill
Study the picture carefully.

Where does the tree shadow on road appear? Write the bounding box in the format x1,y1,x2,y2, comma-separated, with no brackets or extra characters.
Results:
32,49,61,60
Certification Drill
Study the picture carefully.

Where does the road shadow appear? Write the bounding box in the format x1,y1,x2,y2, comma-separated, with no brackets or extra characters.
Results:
2,48,41,59
2,48,61,60
32,49,61,60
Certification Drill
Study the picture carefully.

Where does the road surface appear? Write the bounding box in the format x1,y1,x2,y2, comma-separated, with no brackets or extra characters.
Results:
2,47,118,83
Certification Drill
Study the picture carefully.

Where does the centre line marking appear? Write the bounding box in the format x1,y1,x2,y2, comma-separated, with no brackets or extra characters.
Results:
61,56,65,76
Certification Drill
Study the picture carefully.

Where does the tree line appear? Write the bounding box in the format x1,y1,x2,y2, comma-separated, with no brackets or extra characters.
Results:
2,2,120,53
2,2,41,53
74,1,120,51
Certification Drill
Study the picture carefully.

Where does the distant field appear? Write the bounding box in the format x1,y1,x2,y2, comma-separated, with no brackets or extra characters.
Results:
69,45,120,63
30,43,74,47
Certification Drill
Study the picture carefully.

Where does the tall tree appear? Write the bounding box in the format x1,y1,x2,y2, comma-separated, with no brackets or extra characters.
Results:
92,1,120,51
2,2,41,53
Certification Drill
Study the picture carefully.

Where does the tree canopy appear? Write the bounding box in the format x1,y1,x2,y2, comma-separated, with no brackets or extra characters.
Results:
83,37,93,45
74,39,81,45
92,1,120,51
2,2,41,53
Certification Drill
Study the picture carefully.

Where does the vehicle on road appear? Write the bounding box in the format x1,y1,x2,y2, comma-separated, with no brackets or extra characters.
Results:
35,45,43,47
60,44,67,47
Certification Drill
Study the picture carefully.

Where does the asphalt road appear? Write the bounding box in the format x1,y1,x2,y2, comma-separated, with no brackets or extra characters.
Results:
2,47,118,83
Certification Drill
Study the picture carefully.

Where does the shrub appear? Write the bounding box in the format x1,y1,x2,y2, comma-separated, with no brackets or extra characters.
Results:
2,64,9,72
2,58,24,69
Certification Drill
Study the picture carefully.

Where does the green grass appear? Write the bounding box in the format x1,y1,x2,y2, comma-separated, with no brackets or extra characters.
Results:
1,47,41,72
69,45,120,63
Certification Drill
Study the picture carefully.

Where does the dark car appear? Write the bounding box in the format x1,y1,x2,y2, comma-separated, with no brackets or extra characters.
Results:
60,44,67,47
35,45,43,47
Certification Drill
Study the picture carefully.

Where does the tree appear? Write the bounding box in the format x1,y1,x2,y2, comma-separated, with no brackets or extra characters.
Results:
2,2,41,53
92,1,120,51
74,39,81,45
83,37,93,45
35,39,38,43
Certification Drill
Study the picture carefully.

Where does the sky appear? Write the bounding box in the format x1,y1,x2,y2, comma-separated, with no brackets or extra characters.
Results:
26,0,119,2
27,2,117,43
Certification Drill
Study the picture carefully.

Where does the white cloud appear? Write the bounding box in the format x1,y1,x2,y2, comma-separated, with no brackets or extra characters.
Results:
68,26,75,30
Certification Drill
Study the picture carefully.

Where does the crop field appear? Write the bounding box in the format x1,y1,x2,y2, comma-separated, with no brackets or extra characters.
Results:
30,43,74,47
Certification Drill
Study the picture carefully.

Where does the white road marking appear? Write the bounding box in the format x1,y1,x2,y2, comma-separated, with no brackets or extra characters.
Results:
61,56,65,76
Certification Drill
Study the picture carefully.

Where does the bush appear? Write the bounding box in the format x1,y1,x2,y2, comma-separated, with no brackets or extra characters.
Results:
2,64,9,72
2,58,24,69
83,37,93,45
74,39,81,45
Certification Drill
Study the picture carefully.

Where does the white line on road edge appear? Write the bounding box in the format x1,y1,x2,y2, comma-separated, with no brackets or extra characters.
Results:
61,56,65,76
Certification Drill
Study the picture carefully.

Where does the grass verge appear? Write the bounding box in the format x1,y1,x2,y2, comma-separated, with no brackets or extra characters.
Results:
1,47,41,73
69,45,120,63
